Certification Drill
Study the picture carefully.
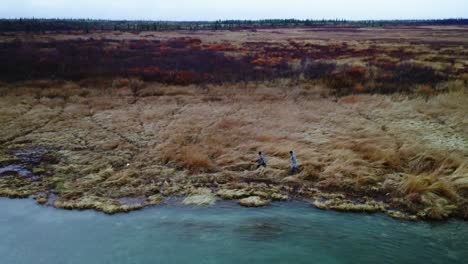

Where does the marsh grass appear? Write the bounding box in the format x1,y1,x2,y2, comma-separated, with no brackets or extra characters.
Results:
0,69,467,219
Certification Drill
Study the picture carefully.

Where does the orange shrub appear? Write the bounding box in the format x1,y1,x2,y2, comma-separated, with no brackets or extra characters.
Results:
416,85,436,99
353,83,366,92
162,144,213,173
178,145,213,173
252,57,284,66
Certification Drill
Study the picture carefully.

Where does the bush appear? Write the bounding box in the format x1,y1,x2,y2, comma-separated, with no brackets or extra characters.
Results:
129,79,144,96
372,63,447,94
323,66,367,96
111,78,130,89
374,63,447,94
303,62,336,79
393,63,445,85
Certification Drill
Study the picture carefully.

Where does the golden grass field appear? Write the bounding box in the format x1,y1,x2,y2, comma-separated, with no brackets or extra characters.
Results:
0,26,467,219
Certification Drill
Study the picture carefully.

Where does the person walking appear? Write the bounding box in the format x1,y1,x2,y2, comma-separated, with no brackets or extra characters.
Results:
257,151,267,168
290,150,301,174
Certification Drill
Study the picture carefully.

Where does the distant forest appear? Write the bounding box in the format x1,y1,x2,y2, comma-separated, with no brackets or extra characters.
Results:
1,18,468,32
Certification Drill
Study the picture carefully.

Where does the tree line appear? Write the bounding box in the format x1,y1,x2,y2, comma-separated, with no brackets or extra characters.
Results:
1,18,467,32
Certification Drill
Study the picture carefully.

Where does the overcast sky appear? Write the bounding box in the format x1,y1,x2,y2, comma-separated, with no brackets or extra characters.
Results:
1,0,467,21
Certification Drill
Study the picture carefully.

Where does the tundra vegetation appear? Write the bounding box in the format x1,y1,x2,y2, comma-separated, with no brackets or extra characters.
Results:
0,24,467,220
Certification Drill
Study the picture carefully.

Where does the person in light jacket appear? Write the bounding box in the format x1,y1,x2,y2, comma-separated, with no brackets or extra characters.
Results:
290,150,301,174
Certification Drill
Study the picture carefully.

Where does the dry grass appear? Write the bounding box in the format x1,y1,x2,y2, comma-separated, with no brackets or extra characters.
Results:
400,174,458,201
162,145,214,173
0,78,467,218
448,163,468,194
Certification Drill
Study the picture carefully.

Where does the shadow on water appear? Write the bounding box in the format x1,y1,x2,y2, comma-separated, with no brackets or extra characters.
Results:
233,217,287,241
159,217,226,235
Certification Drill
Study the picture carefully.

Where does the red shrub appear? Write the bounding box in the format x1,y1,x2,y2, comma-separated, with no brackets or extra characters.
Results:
345,66,367,80
205,43,237,51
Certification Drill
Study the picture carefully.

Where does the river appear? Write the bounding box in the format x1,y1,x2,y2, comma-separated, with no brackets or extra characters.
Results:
0,198,467,264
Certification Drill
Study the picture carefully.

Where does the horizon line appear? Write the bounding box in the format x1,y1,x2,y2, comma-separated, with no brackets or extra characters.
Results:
1,17,467,22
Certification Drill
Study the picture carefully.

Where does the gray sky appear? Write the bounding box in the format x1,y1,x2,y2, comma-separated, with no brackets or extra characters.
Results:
1,0,467,20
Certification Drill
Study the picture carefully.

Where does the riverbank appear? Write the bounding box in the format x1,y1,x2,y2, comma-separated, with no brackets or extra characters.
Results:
1,84,467,220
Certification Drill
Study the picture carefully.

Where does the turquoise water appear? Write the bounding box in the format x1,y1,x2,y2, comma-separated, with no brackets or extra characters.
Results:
0,198,467,264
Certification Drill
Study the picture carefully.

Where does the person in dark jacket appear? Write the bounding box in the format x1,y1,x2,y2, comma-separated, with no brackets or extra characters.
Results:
257,151,267,168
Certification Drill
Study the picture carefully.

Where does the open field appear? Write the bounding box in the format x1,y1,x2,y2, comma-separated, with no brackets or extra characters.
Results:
0,26,467,219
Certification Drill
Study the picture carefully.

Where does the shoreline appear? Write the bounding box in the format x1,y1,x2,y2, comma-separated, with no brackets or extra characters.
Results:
2,194,462,222
0,185,422,221
0,139,463,221
0,149,422,221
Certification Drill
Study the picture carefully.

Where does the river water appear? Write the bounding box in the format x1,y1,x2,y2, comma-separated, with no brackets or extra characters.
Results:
0,198,467,264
